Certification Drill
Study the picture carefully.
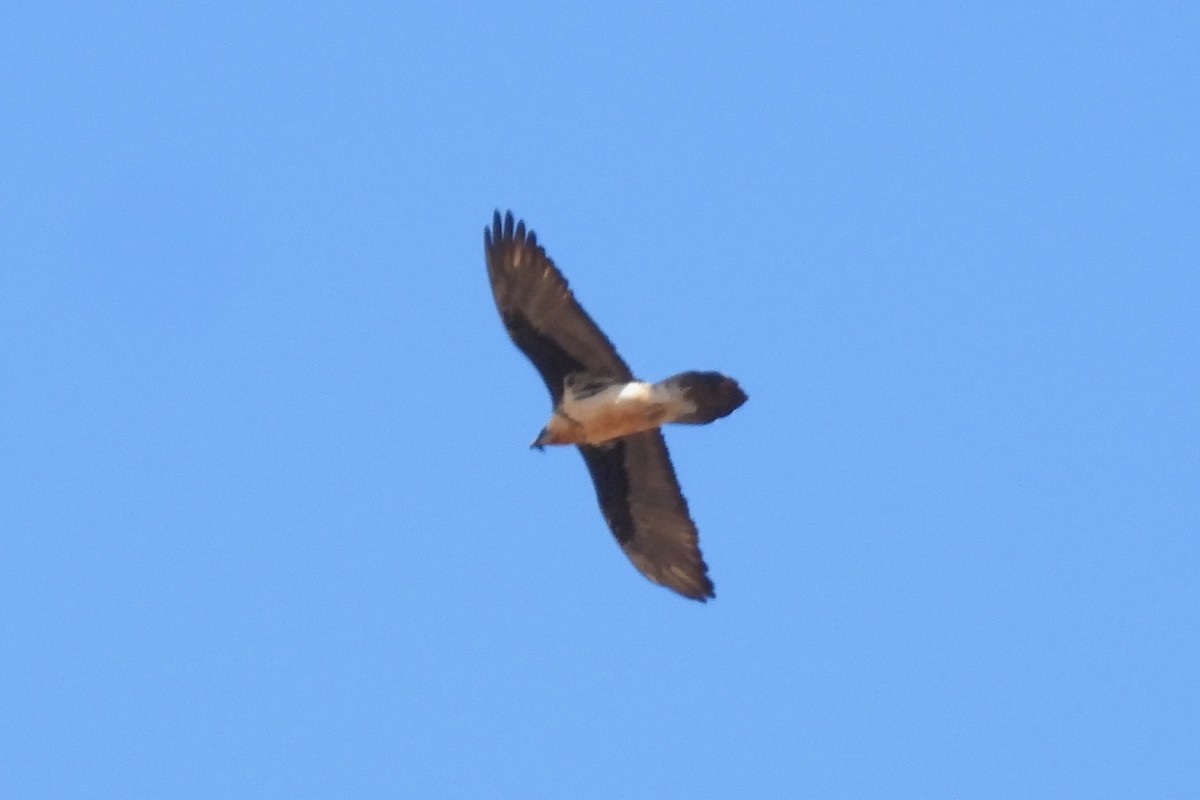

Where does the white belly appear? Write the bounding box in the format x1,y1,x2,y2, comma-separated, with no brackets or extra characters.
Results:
556,380,694,444
563,380,661,418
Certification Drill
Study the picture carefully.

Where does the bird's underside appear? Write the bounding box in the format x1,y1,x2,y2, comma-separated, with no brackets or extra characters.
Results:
533,372,747,448
483,210,747,602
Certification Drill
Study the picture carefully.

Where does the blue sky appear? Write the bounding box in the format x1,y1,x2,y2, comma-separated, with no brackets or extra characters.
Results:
3,1,1198,797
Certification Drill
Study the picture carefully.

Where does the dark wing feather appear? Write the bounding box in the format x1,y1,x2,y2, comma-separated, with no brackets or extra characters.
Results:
578,431,715,601
484,210,632,403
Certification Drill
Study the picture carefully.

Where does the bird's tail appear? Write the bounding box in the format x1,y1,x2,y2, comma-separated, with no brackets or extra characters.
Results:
658,371,748,425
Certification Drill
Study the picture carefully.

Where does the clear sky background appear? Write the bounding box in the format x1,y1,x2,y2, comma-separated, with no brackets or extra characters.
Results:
3,2,1197,798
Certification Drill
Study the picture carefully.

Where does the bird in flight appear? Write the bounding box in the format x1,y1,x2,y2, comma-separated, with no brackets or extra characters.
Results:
484,211,747,601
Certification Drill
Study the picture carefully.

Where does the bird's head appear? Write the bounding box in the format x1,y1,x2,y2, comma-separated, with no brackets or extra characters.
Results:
530,426,554,450
531,411,577,449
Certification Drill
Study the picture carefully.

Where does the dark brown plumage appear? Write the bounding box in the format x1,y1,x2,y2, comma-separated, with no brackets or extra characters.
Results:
484,210,745,601
484,212,630,404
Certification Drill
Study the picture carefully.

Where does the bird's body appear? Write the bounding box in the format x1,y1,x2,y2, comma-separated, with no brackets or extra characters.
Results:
483,211,746,601
539,379,676,447
535,372,743,447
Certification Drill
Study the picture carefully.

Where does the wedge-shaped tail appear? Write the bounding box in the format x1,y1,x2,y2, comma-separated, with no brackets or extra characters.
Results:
658,371,748,425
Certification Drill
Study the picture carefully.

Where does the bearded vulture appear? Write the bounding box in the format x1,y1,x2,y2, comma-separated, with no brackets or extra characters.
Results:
484,210,747,601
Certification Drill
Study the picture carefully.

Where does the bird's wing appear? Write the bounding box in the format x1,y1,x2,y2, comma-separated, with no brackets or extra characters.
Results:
578,431,715,601
484,210,633,403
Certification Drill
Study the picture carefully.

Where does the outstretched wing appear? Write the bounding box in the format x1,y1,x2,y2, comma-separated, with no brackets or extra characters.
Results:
484,210,632,403
578,431,715,601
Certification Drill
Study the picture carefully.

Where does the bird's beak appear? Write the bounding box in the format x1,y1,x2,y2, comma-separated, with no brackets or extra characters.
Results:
530,427,550,450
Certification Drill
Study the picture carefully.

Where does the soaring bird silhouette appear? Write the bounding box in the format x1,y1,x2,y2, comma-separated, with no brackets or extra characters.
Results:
484,211,746,601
